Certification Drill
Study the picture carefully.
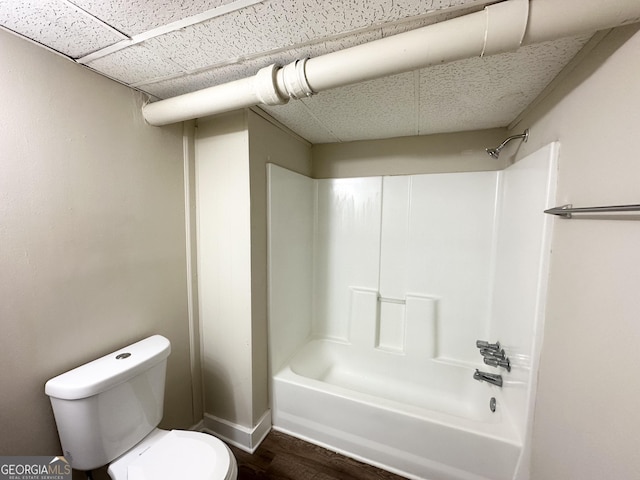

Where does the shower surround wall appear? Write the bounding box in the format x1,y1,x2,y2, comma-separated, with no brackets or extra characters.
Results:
268,144,557,480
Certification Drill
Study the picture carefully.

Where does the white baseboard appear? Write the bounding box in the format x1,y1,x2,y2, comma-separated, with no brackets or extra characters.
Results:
202,410,271,453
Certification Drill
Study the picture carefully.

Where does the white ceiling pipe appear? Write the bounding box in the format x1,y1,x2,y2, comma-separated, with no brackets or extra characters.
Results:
142,76,258,125
142,0,640,126
143,64,287,125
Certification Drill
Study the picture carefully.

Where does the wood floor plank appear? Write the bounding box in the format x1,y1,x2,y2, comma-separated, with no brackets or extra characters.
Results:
228,431,408,480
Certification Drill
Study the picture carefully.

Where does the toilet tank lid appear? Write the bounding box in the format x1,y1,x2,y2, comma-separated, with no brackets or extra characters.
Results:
45,335,171,400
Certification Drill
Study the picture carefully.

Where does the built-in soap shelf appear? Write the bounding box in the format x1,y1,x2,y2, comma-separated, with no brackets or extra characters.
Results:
349,288,439,358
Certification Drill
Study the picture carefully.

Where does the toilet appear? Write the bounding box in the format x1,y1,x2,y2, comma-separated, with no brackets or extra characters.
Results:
45,335,237,480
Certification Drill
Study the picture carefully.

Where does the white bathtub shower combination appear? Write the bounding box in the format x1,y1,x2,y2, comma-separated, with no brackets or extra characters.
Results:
267,144,558,480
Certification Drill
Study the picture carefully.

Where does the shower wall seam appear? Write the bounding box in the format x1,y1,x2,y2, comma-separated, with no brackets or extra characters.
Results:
374,179,384,349
310,179,320,340
376,178,385,301
401,176,414,350
486,170,505,342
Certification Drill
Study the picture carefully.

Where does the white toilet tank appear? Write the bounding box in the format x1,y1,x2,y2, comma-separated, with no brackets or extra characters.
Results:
45,335,171,471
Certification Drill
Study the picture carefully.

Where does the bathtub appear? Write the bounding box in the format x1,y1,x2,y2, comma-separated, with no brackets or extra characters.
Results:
272,339,523,480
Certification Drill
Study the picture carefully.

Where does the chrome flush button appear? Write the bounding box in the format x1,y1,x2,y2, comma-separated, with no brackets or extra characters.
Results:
116,353,131,360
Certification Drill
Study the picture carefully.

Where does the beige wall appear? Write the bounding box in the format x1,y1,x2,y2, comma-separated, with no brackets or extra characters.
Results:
0,28,194,461
195,109,311,439
196,111,253,428
512,25,640,480
312,128,510,178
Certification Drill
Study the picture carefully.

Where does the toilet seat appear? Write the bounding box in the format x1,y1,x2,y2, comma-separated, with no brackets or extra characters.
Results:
108,429,237,480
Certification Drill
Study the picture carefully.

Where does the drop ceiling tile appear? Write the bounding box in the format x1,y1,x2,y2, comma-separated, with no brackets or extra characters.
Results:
69,0,237,36
86,43,184,85
290,72,417,142
381,0,483,23
138,67,240,99
287,29,382,59
0,0,123,57
260,101,338,144
143,21,242,70
418,34,593,134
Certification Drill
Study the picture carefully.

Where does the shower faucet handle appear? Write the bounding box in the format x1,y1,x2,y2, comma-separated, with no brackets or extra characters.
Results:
477,340,511,372
480,348,506,360
476,340,501,351
483,356,511,372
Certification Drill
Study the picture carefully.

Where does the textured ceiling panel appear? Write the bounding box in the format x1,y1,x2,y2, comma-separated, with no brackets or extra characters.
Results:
298,72,418,142
418,34,593,134
138,67,233,99
86,44,184,85
261,72,417,143
0,0,123,57
261,100,335,144
69,0,237,36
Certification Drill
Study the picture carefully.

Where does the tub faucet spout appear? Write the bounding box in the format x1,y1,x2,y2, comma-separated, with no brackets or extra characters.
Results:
474,369,503,387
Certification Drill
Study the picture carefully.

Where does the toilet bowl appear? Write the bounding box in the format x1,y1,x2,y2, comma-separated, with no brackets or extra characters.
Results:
45,335,238,480
108,429,237,480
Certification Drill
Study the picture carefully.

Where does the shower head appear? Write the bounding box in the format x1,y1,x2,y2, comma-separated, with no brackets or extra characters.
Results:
486,148,501,159
485,129,529,159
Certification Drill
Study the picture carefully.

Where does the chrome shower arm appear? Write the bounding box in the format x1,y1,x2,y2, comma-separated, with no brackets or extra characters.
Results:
486,128,529,159
495,131,529,151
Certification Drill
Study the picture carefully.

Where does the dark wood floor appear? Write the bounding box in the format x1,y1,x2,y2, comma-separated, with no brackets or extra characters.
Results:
228,431,408,480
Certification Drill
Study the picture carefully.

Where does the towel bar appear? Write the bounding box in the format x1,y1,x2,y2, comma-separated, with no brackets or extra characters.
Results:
544,204,640,218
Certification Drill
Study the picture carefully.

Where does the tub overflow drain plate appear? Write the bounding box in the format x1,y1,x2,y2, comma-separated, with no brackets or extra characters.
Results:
490,397,497,412
116,352,131,360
